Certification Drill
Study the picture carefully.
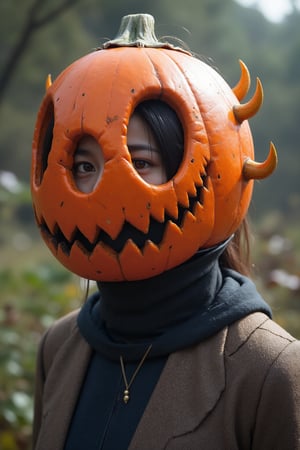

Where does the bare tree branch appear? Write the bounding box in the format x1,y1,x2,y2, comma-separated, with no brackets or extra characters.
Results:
0,0,80,105
32,0,80,29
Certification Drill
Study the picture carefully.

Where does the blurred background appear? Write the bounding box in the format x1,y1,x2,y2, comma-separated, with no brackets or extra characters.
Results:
0,0,299,448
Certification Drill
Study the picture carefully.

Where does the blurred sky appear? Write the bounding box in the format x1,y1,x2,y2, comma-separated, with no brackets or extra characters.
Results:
236,0,300,22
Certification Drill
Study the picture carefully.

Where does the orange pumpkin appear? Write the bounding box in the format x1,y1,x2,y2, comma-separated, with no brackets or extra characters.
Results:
31,14,277,281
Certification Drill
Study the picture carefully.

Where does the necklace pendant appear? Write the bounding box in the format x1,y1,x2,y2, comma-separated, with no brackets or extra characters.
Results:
120,345,152,405
123,389,130,404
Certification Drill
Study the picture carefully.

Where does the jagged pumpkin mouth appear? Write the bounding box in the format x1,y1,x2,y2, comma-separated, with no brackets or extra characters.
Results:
38,174,208,256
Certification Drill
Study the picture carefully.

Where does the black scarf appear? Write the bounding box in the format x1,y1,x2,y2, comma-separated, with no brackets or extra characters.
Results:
78,241,272,361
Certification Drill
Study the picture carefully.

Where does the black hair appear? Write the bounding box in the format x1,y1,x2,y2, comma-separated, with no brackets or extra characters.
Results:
134,100,184,180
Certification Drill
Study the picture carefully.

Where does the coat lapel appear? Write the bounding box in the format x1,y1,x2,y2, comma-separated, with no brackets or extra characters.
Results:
35,326,92,450
130,326,228,449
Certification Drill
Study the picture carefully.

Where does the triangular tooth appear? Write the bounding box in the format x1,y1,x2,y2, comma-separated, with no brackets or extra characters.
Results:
161,220,183,245
57,237,71,256
56,219,76,242
40,212,57,236
122,205,150,234
191,200,204,218
42,223,64,251
200,176,214,211
188,186,197,198
176,192,190,209
158,221,184,271
59,242,90,277
148,206,165,223
197,171,206,185
182,210,197,225
164,200,179,221
71,227,96,255
161,184,179,220
89,243,124,281
175,176,200,205
180,201,213,248
118,239,147,281
173,175,192,207
75,222,99,244
141,240,170,278
42,228,58,255
147,184,178,223
91,210,125,241
56,242,75,272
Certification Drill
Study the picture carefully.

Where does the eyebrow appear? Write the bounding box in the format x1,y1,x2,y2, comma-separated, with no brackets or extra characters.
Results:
74,148,93,156
128,144,160,152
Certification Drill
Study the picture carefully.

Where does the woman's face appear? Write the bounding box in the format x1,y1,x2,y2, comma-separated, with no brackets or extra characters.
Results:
73,113,167,193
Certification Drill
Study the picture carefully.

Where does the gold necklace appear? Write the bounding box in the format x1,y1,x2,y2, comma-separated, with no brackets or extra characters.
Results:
119,344,153,404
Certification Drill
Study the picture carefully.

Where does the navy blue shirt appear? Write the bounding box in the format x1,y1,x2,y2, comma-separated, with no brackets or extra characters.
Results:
65,351,166,450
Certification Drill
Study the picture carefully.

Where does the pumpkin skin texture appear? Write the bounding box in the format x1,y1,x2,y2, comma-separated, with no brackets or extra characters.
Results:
32,22,257,282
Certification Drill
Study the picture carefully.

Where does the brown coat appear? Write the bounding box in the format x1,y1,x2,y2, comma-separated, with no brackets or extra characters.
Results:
33,311,300,450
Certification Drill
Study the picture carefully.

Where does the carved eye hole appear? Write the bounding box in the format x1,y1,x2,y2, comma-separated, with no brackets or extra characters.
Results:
72,135,104,193
131,100,184,182
36,100,54,185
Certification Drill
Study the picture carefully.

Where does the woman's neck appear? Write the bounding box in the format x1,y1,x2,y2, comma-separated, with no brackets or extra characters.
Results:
96,242,228,342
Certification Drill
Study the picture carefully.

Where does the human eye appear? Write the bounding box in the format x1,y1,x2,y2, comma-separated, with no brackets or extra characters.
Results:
130,148,160,171
72,144,98,178
129,148,166,185
72,137,103,193
73,160,96,175
131,158,152,171
72,156,98,193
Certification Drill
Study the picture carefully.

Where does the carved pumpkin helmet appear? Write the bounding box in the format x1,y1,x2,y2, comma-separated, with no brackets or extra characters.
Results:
31,14,277,281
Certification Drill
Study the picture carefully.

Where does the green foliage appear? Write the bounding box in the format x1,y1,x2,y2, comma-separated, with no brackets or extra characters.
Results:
0,184,86,449
0,264,84,449
0,216,85,449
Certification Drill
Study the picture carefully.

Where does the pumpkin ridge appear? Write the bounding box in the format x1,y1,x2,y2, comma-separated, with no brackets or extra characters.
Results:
69,55,98,131
164,51,212,144
144,49,164,95
159,50,201,107
103,54,122,131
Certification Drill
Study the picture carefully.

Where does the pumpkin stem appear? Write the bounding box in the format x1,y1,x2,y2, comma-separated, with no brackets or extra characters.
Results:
102,13,190,54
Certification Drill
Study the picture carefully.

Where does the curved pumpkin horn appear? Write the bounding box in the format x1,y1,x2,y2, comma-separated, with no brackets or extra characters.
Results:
233,77,263,124
243,142,277,180
45,74,52,91
232,60,251,101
